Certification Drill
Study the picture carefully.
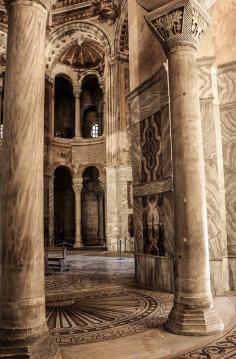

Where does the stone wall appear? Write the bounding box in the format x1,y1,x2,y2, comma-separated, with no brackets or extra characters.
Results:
218,60,236,290
198,57,229,295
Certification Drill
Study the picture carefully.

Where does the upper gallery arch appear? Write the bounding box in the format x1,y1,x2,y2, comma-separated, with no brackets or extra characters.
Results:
46,21,112,74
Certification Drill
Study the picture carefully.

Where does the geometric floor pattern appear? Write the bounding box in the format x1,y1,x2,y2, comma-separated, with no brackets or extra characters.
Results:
45,254,236,358
174,324,236,358
46,287,173,345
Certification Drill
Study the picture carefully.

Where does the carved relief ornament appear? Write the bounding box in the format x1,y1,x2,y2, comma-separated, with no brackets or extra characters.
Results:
91,0,121,23
145,0,211,54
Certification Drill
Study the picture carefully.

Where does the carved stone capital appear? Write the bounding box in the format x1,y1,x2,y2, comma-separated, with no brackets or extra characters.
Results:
72,178,83,193
145,0,211,54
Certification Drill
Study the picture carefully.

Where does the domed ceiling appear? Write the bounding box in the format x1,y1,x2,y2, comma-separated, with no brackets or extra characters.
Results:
59,40,104,69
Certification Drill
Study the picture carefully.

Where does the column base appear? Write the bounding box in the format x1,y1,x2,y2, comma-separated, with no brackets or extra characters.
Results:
74,242,84,249
0,331,61,359
165,304,224,336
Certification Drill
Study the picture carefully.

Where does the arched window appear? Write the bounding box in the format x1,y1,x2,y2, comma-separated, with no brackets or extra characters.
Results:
54,75,75,139
81,76,103,139
91,123,99,138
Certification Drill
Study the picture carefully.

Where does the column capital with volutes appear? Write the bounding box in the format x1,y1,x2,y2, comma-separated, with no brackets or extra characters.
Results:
145,0,211,54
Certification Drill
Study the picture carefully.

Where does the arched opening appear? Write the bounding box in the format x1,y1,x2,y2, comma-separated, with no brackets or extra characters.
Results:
54,75,75,139
54,166,75,246
81,76,103,138
81,166,105,247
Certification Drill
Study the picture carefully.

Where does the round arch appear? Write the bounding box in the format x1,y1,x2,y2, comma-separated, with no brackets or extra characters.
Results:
52,162,76,178
114,0,128,55
46,21,112,74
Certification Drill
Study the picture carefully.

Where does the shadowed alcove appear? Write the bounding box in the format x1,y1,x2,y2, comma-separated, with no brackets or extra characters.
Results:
54,75,75,138
54,166,75,246
81,166,105,247
81,76,104,138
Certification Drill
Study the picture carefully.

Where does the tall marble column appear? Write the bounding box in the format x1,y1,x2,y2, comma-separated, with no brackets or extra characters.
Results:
74,88,81,138
146,0,223,335
98,191,105,245
48,174,55,246
73,178,83,248
0,76,3,140
0,0,61,357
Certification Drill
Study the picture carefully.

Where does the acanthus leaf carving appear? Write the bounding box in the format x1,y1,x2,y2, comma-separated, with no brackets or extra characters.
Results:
154,7,184,40
145,0,211,53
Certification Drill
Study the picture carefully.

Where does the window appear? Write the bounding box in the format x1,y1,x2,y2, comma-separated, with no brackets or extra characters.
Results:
91,123,99,138
0,124,3,140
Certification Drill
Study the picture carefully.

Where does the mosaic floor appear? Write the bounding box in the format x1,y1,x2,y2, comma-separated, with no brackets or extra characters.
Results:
45,253,236,359
46,287,173,345
173,317,236,359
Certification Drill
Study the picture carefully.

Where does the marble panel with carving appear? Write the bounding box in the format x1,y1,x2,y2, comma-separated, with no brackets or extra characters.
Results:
218,61,236,256
161,104,172,179
140,112,163,184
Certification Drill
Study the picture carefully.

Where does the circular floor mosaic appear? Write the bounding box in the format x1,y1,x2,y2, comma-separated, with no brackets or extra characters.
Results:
46,288,173,345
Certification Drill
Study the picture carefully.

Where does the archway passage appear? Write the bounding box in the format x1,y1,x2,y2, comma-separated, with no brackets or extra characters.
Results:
54,75,75,138
81,166,105,247
54,166,75,246
81,76,103,138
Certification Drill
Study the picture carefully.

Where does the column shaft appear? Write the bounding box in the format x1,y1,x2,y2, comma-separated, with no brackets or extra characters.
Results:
0,1,61,356
145,0,223,336
170,47,210,297
73,184,83,248
98,193,104,244
75,94,81,138
165,46,223,335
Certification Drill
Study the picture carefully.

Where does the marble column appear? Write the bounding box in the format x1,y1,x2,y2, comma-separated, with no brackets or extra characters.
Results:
74,88,81,138
98,191,105,245
48,174,55,246
0,0,61,357
0,76,3,140
146,0,223,335
73,178,83,248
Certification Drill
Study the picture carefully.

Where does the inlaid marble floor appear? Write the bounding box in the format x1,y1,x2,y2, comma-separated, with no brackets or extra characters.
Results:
45,252,236,359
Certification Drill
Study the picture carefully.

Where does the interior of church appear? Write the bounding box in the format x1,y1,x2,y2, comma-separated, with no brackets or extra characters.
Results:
1,0,236,358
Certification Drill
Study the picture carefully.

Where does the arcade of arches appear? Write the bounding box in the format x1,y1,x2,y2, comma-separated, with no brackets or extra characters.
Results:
1,0,236,358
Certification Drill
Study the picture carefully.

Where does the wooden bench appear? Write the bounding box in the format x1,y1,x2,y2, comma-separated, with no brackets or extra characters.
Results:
45,247,69,272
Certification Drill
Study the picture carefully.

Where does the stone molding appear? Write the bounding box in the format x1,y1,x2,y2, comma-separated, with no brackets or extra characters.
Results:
145,0,211,53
